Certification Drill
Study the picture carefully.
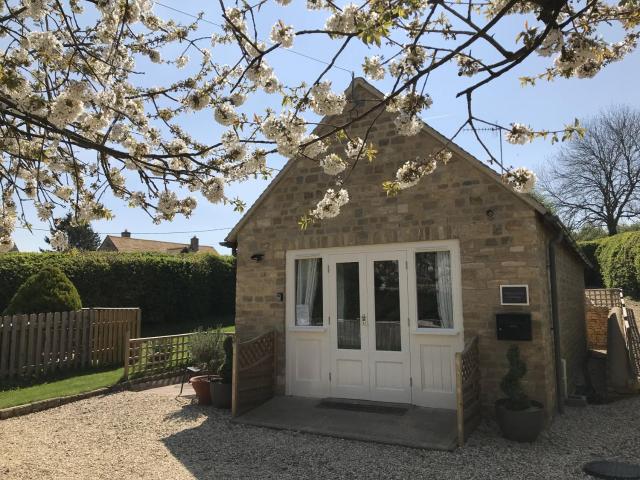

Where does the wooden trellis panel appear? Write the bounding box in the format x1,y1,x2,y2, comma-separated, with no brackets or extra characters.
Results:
232,330,276,417
585,288,623,308
456,336,481,447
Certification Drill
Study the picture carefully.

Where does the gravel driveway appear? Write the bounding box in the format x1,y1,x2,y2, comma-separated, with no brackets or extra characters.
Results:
1,390,639,480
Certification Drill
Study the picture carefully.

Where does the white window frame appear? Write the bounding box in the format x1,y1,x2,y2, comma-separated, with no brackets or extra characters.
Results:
500,284,530,306
408,241,463,335
285,241,463,336
286,253,328,332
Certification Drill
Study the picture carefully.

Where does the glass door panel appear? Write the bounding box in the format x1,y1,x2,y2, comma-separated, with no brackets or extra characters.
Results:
336,262,361,349
372,260,401,351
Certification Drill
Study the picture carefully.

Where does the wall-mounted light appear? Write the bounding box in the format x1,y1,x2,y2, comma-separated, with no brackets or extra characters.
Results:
486,209,495,220
250,253,264,262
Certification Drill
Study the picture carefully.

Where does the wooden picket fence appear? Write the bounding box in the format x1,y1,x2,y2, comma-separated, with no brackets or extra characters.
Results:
0,308,140,380
455,335,481,447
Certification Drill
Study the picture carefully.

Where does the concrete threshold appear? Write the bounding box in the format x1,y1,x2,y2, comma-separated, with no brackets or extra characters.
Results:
232,396,458,451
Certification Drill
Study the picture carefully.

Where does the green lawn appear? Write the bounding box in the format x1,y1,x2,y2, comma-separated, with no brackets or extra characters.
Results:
0,324,235,410
0,367,124,409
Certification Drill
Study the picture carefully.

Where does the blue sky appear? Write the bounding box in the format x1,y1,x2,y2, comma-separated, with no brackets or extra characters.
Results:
12,1,640,252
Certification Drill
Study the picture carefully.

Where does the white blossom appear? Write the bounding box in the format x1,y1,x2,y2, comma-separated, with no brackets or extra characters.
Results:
505,167,537,193
320,153,347,175
270,20,294,48
434,149,453,164
394,113,422,136
202,178,225,203
505,123,534,145
325,4,360,34
175,55,189,69
307,0,326,9
395,157,437,189
345,138,364,158
310,81,346,116
214,102,238,126
537,29,564,57
363,56,385,80
50,230,69,251
456,54,481,77
302,135,328,158
311,188,350,219
157,191,180,218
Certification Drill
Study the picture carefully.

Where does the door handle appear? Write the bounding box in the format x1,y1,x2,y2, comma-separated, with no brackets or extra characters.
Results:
361,314,367,326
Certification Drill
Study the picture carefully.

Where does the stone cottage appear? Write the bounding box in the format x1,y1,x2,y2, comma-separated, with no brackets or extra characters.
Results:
222,78,587,419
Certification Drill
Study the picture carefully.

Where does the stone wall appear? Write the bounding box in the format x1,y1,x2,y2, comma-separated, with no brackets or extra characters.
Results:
231,81,581,417
586,305,610,350
554,239,588,394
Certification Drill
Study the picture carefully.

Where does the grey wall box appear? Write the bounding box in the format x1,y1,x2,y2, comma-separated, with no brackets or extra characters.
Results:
496,313,532,341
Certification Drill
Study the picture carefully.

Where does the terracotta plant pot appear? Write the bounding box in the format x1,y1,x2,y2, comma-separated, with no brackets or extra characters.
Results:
495,399,545,442
190,375,217,405
210,380,232,409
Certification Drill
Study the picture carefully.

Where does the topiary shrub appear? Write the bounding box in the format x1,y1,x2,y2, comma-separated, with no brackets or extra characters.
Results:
218,335,233,384
500,345,531,411
4,265,82,315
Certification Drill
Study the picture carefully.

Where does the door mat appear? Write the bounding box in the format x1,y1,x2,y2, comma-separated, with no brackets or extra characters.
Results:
317,400,408,416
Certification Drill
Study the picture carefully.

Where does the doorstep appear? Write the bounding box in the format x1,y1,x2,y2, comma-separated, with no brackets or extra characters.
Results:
232,395,458,451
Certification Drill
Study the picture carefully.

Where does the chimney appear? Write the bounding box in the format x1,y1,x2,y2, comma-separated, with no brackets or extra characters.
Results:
190,236,199,252
121,230,131,238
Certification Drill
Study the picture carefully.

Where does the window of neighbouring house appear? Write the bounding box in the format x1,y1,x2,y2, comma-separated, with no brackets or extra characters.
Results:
415,251,454,329
295,258,323,326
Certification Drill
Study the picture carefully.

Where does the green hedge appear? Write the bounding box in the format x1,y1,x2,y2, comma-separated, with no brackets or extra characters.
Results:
0,252,235,324
579,231,640,295
580,239,604,288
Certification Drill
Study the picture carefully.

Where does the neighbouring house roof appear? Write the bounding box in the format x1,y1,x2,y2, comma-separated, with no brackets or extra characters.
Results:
223,77,588,266
99,235,217,254
0,241,19,253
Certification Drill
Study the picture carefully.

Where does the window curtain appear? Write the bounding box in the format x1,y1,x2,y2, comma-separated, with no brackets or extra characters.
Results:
436,252,454,328
296,258,319,325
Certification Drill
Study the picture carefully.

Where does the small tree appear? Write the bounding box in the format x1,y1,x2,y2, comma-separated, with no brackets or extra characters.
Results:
4,265,82,315
541,106,640,235
44,214,101,252
500,345,531,411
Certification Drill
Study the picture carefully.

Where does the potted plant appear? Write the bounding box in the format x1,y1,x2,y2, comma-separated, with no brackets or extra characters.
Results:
495,345,545,442
211,335,233,408
189,327,224,405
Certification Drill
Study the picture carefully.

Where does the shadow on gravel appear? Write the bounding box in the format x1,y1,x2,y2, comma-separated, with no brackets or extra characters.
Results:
162,407,256,480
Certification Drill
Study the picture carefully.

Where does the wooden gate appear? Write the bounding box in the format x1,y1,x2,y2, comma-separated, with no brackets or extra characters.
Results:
232,331,276,417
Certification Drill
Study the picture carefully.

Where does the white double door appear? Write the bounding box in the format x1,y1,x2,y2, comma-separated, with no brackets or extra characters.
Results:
328,251,411,403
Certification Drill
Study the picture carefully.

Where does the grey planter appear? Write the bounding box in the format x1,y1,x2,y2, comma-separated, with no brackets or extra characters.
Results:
495,399,545,442
210,381,232,409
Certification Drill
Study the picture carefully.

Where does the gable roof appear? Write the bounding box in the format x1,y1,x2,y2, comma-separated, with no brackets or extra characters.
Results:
223,77,588,266
100,235,217,254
